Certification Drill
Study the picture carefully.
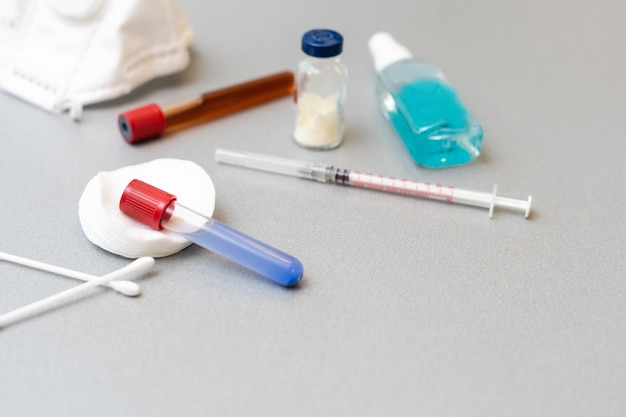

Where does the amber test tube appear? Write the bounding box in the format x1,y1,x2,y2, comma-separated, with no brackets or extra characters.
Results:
118,70,295,144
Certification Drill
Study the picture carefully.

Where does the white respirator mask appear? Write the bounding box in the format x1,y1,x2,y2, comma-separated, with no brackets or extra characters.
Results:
0,0,193,120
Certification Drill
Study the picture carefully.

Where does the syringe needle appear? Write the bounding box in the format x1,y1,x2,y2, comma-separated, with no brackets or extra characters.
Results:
215,148,532,218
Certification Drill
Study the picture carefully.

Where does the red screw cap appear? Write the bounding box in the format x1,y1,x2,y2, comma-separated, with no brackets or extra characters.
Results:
119,179,176,230
118,103,166,144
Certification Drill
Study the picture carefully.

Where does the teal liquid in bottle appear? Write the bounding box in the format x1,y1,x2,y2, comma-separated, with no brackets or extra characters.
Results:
369,32,483,168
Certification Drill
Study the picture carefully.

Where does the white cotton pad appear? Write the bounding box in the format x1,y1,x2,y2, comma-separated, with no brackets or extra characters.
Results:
78,159,215,258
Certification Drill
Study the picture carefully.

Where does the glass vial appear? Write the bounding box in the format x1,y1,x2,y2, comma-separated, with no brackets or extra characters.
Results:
368,32,483,168
293,29,347,150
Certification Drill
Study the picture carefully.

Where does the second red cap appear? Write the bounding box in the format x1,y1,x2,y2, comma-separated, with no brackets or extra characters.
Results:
118,103,166,144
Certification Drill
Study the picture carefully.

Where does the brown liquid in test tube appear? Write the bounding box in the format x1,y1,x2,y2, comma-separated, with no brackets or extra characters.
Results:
118,71,295,144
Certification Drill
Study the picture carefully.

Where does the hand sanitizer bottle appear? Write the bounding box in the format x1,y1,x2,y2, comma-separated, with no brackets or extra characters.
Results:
368,32,483,168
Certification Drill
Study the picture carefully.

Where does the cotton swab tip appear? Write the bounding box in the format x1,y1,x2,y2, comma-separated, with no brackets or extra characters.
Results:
109,281,141,296
131,256,156,271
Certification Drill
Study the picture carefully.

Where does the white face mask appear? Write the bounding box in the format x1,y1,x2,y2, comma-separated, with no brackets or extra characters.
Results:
0,0,192,120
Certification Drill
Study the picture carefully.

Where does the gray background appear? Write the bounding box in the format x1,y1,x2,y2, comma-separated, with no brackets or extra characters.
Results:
1,0,625,416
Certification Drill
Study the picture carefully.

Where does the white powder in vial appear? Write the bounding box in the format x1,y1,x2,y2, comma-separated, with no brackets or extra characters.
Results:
294,92,341,148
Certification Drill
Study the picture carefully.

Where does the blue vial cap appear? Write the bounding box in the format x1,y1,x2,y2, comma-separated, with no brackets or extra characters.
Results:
301,29,343,58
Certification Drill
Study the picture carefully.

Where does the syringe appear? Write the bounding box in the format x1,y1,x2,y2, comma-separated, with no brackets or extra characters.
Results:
215,148,532,218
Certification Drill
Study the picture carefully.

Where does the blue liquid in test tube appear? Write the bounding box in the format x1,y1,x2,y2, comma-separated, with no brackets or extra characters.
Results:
179,217,303,287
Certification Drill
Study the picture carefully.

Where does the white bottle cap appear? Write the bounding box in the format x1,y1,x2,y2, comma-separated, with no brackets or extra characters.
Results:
368,32,413,72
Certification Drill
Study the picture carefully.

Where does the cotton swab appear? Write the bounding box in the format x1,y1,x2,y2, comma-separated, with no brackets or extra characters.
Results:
0,257,155,328
0,251,141,297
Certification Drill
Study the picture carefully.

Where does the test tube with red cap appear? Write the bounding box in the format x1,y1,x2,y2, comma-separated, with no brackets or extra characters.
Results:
119,179,303,287
118,70,295,144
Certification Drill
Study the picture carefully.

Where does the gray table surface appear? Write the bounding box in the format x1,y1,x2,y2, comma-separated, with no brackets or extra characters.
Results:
1,0,625,416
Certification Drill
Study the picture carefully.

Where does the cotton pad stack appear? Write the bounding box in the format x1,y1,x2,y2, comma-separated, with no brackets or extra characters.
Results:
79,159,215,258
